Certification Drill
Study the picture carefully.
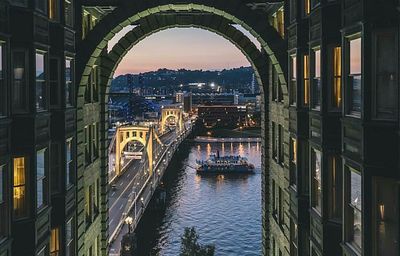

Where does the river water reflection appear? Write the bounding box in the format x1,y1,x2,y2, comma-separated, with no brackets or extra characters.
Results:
137,141,261,255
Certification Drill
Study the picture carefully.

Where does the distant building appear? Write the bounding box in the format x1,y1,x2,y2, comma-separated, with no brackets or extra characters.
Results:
192,93,236,105
183,92,192,113
198,105,247,128
175,91,184,103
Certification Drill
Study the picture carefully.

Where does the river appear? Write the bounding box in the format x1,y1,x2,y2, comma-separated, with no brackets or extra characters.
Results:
135,140,262,256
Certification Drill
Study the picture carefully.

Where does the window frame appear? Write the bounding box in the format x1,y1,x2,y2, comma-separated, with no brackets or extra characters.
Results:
36,148,48,211
328,155,342,221
329,45,342,111
12,49,29,113
65,56,74,107
289,54,297,106
64,0,74,27
66,217,75,256
66,138,74,189
303,54,310,107
0,41,7,117
48,0,60,21
310,148,322,215
13,156,29,219
345,34,362,118
344,165,362,253
311,47,321,110
371,29,398,121
0,164,8,238
35,50,48,111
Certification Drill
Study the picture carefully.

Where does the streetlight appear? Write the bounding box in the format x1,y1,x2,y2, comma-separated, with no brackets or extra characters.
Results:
125,216,133,234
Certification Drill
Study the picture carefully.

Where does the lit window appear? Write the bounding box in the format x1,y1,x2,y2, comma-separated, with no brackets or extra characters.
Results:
65,58,74,106
66,138,73,188
312,48,321,109
48,0,59,20
290,138,297,188
36,52,47,110
50,227,60,256
37,149,48,209
311,149,322,214
290,55,297,105
304,0,310,15
66,218,75,256
12,51,27,112
65,0,74,27
0,165,7,238
332,47,342,109
0,43,5,117
345,168,362,251
347,37,362,116
13,157,28,218
303,55,310,106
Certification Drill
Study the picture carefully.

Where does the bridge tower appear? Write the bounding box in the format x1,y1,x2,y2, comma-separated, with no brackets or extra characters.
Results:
160,106,184,134
113,126,163,176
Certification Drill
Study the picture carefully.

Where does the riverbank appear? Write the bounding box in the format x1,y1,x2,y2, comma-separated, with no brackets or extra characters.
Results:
201,127,261,138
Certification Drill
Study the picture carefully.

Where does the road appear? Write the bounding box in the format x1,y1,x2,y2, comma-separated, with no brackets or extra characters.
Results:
108,130,179,248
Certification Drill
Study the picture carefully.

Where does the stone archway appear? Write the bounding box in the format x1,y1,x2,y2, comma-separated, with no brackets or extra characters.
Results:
75,2,288,255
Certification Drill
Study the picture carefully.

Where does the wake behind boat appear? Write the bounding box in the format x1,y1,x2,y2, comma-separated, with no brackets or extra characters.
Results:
196,151,255,174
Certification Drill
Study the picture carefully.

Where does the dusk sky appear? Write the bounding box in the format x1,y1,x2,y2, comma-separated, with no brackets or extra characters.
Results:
110,27,255,76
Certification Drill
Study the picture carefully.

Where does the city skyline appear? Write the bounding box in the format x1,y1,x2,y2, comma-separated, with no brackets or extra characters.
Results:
110,27,252,76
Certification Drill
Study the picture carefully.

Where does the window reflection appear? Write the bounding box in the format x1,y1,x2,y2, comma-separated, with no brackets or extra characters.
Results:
348,37,362,115
349,170,362,250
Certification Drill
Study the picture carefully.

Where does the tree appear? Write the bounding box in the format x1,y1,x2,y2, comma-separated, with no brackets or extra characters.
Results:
180,227,215,256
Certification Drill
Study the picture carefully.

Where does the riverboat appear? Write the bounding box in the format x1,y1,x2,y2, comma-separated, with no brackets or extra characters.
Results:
196,151,254,174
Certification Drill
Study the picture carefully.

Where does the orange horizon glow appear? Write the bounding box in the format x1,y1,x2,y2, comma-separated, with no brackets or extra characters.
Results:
111,28,252,77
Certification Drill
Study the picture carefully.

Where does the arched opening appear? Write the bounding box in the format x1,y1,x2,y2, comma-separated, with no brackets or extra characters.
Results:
76,2,288,255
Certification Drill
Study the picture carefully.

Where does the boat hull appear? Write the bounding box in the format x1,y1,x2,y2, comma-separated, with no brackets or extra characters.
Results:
196,166,254,175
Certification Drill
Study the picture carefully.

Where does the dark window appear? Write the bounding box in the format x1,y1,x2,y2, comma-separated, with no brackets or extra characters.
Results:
0,165,8,238
66,217,75,256
373,31,397,120
49,58,60,107
37,148,48,210
91,123,98,160
272,122,277,160
0,43,6,117
35,0,47,13
347,37,362,116
278,125,284,164
290,219,298,256
84,126,90,165
12,51,28,112
373,179,399,255
328,156,342,220
66,138,74,188
36,52,47,111
64,0,73,27
50,143,61,194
